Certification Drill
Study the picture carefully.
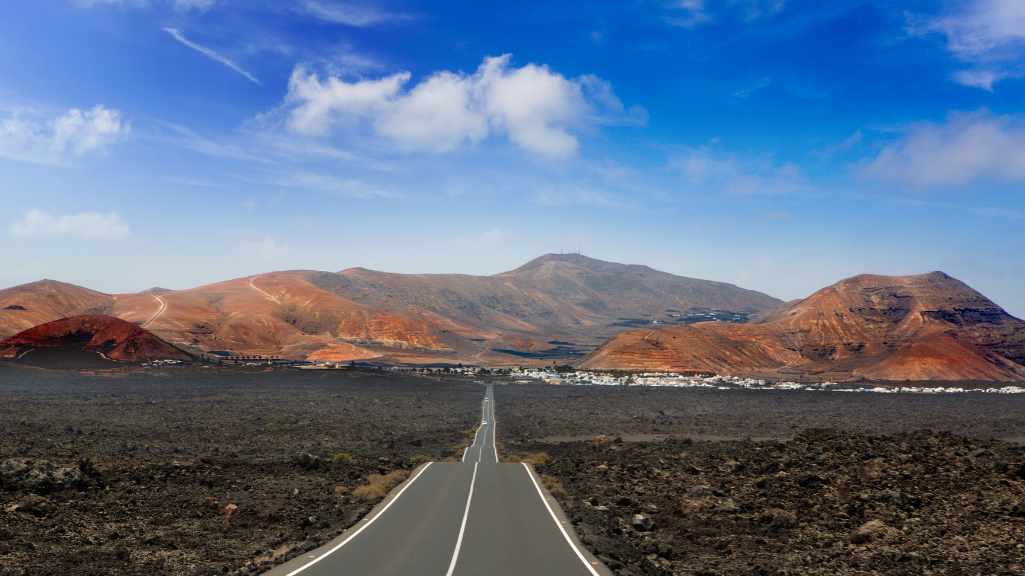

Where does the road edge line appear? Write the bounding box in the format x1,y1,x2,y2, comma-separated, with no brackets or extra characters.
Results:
522,462,603,576
281,461,434,576
463,421,484,463
445,461,479,576
490,388,498,462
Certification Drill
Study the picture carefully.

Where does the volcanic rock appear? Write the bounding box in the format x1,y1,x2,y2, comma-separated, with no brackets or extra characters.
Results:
0,315,191,364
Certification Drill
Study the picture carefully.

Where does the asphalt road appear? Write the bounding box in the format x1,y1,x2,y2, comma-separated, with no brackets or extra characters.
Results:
266,384,607,576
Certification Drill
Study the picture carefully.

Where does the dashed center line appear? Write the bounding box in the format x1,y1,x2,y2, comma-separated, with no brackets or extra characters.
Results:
445,461,478,576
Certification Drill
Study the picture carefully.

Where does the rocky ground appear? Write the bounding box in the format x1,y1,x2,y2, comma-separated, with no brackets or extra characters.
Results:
0,364,482,576
496,384,1025,575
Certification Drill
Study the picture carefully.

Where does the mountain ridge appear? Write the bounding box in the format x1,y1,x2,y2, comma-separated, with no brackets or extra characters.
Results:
0,254,781,364
582,271,1025,382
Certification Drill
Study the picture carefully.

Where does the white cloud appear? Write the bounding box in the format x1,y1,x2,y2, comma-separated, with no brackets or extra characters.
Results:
302,1,413,27
671,147,808,196
282,54,640,158
481,57,589,157
285,68,409,135
375,71,489,152
164,28,260,85
51,107,126,156
10,210,131,239
915,0,1025,90
951,68,1008,91
0,106,128,165
861,110,1025,188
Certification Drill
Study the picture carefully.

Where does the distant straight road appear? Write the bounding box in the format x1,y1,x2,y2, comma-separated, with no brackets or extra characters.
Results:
265,384,607,576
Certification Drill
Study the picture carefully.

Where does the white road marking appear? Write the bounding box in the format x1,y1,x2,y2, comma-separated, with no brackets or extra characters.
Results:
463,424,483,463
522,463,601,576
249,277,281,304
444,461,478,576
491,394,498,462
141,295,166,329
283,462,434,576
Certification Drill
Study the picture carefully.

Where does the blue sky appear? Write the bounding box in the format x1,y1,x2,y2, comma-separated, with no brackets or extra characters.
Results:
2,0,1024,316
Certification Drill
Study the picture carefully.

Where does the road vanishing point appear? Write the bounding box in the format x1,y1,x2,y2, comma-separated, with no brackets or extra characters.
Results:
265,384,609,576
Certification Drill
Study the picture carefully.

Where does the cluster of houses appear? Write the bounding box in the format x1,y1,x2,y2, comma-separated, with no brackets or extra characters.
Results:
504,368,1025,394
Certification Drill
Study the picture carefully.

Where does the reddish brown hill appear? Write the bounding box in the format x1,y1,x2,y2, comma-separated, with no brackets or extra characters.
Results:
125,271,459,361
0,254,781,363
0,280,113,339
0,315,191,363
583,272,1025,382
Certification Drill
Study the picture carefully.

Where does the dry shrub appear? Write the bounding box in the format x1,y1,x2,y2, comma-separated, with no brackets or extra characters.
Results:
352,470,409,502
506,452,550,466
331,452,353,464
410,453,432,466
541,475,567,498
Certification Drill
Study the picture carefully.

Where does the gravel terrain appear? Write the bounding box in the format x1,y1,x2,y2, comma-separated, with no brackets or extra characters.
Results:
0,365,481,576
496,384,1025,576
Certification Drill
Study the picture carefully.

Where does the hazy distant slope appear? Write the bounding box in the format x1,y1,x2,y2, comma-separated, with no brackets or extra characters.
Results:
500,253,781,316
328,253,782,340
583,272,1025,382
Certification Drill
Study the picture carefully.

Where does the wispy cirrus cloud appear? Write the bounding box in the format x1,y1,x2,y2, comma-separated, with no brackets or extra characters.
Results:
733,76,772,99
532,186,625,208
74,0,215,10
276,171,401,199
665,0,786,28
238,236,289,261
666,0,712,28
671,146,810,196
163,27,260,85
10,210,131,239
173,0,214,10
301,0,414,27
157,122,270,163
